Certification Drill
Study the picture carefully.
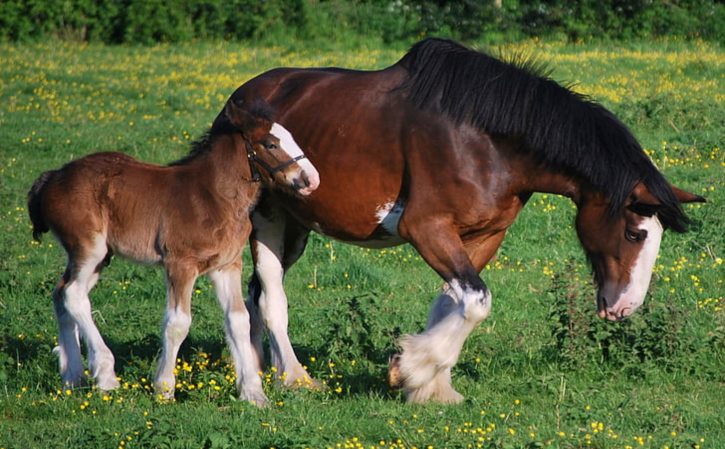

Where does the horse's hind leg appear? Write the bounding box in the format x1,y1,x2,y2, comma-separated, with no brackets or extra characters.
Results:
249,208,316,388
57,236,119,390
154,263,196,399
209,261,268,406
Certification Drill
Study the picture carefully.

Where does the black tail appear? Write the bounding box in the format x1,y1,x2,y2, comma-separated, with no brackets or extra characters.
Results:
27,170,55,241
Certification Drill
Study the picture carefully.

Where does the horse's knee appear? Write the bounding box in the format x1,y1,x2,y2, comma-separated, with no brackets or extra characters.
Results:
463,288,491,323
446,279,492,323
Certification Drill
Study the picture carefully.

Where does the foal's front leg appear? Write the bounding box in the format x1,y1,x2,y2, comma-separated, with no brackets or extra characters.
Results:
209,263,268,407
154,263,196,398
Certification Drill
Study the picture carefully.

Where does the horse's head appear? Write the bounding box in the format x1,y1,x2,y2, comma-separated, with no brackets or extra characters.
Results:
225,99,320,196
575,182,704,321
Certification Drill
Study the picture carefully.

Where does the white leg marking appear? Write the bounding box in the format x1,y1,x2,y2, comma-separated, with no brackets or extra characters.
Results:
61,236,118,390
397,280,491,403
154,274,194,398
54,288,84,387
252,213,316,388
210,268,268,406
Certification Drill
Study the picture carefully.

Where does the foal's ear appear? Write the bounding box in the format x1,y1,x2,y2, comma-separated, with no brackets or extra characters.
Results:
224,99,256,133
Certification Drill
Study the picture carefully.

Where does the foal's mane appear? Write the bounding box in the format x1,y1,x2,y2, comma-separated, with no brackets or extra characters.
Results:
397,38,689,231
169,101,274,167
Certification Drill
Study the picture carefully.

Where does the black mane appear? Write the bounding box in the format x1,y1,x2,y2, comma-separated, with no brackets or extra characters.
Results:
398,38,689,231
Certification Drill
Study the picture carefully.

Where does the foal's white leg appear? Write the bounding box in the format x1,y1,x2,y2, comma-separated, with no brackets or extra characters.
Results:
209,266,268,406
53,277,84,387
59,238,119,390
154,265,195,398
251,212,315,387
395,280,491,403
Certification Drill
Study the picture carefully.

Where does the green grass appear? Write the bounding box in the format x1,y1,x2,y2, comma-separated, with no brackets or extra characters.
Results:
0,40,723,449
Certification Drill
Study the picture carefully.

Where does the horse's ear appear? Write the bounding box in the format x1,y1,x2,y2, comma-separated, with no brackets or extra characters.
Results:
671,184,706,204
224,99,255,133
630,182,660,206
631,181,706,208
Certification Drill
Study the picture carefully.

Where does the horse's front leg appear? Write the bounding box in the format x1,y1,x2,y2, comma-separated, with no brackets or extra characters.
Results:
209,261,268,407
391,222,498,403
154,263,196,399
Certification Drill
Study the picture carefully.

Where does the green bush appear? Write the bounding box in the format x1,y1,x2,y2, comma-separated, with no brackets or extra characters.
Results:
0,0,722,44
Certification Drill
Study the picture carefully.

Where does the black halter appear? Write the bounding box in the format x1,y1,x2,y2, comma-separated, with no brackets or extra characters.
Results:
244,141,307,182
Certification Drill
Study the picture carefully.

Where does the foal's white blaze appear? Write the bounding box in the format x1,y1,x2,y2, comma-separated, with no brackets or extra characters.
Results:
270,122,320,195
600,216,663,320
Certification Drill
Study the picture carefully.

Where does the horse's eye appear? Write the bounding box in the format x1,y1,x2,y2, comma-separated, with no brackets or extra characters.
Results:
625,228,647,242
263,142,278,151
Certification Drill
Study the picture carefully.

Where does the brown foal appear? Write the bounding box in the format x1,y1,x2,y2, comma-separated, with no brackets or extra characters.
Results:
28,98,319,406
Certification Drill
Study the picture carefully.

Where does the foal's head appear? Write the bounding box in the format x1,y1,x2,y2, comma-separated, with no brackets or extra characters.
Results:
225,99,320,196
575,182,704,321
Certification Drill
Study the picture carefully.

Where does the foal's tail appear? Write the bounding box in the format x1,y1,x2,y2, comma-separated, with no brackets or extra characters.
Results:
27,170,56,241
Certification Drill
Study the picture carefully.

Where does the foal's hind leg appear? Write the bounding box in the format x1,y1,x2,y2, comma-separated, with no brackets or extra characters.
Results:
57,237,119,390
249,208,316,388
154,263,196,399
53,269,84,387
209,262,268,406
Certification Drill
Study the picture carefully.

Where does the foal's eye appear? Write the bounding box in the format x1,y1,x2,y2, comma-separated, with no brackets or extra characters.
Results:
625,228,647,242
263,142,278,151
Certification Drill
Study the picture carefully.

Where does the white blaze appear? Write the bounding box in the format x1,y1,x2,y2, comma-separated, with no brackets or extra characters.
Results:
269,123,320,193
601,216,663,319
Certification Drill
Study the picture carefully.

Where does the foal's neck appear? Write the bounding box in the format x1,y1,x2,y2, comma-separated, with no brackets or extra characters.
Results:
189,134,257,197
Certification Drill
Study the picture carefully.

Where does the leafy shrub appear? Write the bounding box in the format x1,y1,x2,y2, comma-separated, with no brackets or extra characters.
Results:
0,0,722,44
545,261,715,376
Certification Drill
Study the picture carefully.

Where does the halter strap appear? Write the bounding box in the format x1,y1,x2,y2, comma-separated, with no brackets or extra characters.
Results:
244,141,306,182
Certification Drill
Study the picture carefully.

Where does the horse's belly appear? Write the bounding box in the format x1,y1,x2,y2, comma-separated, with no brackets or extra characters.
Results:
309,198,407,248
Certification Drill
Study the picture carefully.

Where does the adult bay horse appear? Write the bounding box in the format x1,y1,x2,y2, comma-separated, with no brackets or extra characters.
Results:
220,38,705,403
28,98,319,406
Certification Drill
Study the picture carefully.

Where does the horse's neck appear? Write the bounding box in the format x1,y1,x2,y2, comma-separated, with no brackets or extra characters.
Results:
511,152,583,204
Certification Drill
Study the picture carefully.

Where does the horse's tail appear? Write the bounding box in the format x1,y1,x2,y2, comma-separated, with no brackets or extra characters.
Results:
27,170,56,241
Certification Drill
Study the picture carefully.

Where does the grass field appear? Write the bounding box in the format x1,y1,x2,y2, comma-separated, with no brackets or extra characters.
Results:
0,40,723,449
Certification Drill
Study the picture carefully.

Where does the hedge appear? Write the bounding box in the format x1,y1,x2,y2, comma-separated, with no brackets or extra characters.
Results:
0,0,722,44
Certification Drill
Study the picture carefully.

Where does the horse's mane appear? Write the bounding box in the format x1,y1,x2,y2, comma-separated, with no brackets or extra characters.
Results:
397,38,689,231
169,100,274,167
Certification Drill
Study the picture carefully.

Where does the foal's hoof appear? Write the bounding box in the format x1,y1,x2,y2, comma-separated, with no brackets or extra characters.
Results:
387,354,403,389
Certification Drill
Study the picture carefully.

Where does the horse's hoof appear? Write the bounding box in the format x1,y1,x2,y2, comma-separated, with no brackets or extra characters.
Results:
286,375,323,391
387,354,403,389
96,376,120,391
243,392,270,408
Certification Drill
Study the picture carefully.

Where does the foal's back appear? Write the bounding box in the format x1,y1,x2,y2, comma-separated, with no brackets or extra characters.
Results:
35,151,253,267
